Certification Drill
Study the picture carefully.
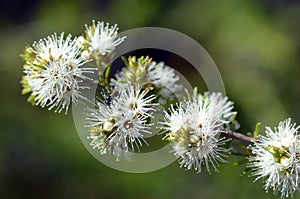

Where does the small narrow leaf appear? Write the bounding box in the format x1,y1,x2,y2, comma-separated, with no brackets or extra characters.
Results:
193,86,198,98
104,65,112,84
254,122,261,138
121,56,129,67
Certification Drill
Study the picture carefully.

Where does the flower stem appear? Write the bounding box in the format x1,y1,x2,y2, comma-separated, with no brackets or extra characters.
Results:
221,130,256,144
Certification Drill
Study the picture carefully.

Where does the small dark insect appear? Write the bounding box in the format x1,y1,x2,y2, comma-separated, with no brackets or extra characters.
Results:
105,94,112,105
104,88,119,105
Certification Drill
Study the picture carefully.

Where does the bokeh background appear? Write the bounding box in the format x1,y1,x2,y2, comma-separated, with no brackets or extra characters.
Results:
1,0,300,198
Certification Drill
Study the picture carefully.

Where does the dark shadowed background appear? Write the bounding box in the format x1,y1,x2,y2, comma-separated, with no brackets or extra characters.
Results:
1,0,300,198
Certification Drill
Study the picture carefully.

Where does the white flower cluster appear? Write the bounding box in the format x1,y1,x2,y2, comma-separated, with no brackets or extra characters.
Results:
83,20,126,56
162,92,236,173
21,20,125,113
21,33,93,113
21,19,300,199
85,55,186,160
248,118,300,198
86,86,157,160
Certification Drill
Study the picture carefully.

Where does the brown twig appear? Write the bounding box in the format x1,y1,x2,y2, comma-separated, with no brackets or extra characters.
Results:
221,129,257,144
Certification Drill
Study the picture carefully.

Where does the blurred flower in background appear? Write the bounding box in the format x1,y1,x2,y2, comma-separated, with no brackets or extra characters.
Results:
1,0,300,198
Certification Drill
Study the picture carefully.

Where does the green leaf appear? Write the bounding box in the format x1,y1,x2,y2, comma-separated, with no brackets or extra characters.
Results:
104,65,112,85
193,86,198,98
254,122,261,138
121,56,129,67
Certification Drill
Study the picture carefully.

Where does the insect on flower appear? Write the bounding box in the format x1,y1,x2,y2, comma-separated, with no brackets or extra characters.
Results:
86,86,157,160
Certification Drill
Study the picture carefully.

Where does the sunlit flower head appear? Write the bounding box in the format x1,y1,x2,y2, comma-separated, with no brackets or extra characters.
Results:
248,118,300,198
86,86,157,160
83,20,126,56
117,86,157,117
21,32,93,113
162,92,235,173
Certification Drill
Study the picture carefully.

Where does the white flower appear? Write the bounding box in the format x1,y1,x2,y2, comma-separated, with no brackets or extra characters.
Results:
204,92,236,122
117,86,157,117
147,62,183,98
86,86,157,160
84,20,126,56
163,103,188,134
162,92,235,173
21,32,93,113
248,118,300,198
111,56,183,100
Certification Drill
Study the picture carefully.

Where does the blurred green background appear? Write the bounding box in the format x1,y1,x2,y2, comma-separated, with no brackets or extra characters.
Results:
1,0,300,198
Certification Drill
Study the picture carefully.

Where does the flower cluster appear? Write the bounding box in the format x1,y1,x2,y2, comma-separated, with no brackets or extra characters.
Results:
86,86,157,160
111,56,183,103
248,118,300,198
20,19,300,199
84,54,185,159
21,20,125,113
82,20,126,57
77,20,126,73
21,33,93,113
162,92,236,173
